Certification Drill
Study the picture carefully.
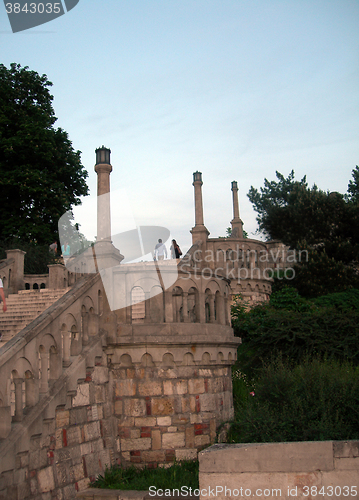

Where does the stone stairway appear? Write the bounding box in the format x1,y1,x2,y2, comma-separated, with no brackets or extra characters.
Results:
0,288,69,346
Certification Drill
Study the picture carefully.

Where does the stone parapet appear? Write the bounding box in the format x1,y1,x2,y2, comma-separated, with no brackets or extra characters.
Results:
199,442,359,500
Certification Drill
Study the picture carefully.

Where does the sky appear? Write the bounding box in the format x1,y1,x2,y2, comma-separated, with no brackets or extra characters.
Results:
1,0,358,254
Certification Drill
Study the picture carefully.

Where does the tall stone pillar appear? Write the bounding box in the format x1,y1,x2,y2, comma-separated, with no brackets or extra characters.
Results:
190,171,209,247
230,181,244,239
93,147,123,270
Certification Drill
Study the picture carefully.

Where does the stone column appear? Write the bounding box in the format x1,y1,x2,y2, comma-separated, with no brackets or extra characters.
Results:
13,378,23,422
193,171,204,226
144,292,151,323
40,352,49,394
209,294,215,323
230,181,244,239
6,249,25,294
182,292,189,323
95,146,112,243
63,329,71,367
93,147,123,271
190,171,209,248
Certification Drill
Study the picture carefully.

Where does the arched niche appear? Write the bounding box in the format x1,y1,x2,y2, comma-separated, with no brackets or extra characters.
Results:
131,286,145,323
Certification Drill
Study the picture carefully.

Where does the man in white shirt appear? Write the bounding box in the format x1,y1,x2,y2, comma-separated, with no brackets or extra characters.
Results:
0,278,7,312
154,239,167,260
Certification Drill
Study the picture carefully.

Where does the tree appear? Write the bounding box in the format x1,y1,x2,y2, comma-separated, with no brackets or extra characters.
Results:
247,170,359,296
0,63,88,245
347,165,359,203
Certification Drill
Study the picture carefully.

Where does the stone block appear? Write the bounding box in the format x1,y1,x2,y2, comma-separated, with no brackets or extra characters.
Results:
186,427,195,448
55,462,69,487
151,397,174,416
118,416,135,427
168,426,177,433
130,429,141,439
181,397,191,413
175,380,188,395
334,441,359,458
92,366,109,384
208,378,223,393
29,449,48,470
56,410,70,428
73,384,90,407
95,385,107,404
157,416,171,426
84,421,101,441
54,449,71,463
69,407,87,426
188,379,205,394
115,380,137,397
334,457,359,470
163,380,173,395
135,417,157,427
199,369,213,377
76,477,91,492
176,449,198,461
142,451,166,463
121,438,151,452
199,442,334,473
152,429,162,450
55,428,63,449
124,399,147,417
195,434,210,447
80,442,92,456
199,393,216,411
139,380,162,396
66,426,82,446
37,467,55,493
62,483,77,500
0,407,11,439
162,432,185,449
87,405,99,422
114,400,123,415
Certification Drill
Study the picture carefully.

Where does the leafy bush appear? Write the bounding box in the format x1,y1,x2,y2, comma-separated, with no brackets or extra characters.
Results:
229,358,359,443
91,460,199,490
232,288,359,376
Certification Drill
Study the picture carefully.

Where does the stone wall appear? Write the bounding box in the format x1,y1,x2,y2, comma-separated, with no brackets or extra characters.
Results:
199,441,359,500
114,361,233,467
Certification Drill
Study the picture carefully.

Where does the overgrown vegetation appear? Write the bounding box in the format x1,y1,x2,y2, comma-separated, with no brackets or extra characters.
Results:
91,460,199,491
229,287,359,443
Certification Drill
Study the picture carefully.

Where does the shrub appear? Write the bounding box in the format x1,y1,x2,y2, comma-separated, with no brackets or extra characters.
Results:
229,358,359,443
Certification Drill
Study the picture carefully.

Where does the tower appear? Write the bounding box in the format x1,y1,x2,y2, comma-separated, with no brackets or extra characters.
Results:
190,171,209,247
93,146,123,270
230,181,244,239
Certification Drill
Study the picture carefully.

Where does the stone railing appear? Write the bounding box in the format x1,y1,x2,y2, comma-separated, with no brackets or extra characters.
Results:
0,272,103,443
199,441,359,500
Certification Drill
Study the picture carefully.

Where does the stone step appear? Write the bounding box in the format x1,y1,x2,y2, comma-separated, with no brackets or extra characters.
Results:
0,288,68,343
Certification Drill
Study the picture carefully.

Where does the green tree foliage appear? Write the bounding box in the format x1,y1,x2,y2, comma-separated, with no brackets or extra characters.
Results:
0,63,89,245
232,288,359,375
248,170,359,296
347,165,359,203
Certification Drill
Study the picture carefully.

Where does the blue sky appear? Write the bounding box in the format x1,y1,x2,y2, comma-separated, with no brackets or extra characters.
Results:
1,0,358,252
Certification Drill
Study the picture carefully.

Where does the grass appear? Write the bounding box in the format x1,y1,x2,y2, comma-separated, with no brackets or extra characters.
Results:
91,460,199,490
